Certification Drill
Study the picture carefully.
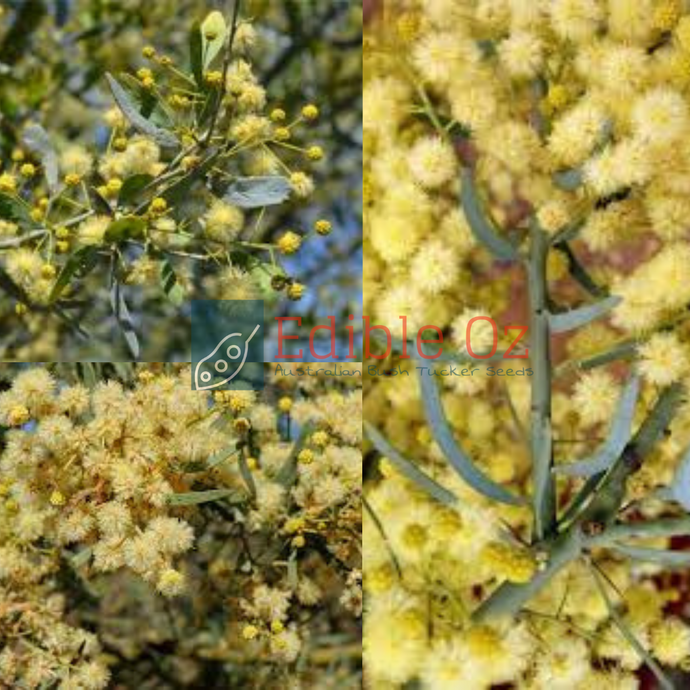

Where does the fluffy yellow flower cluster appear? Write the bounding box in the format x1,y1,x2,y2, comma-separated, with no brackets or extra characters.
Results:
365,1,690,688
0,363,361,687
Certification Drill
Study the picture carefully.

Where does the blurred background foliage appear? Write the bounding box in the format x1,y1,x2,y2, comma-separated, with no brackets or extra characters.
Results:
0,0,362,360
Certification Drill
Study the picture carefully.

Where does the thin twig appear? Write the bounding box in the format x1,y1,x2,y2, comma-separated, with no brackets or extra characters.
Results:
203,0,242,147
0,230,47,249
363,494,402,578
588,559,673,690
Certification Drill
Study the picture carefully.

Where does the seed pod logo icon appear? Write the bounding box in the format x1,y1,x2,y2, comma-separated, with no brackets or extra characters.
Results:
193,324,261,391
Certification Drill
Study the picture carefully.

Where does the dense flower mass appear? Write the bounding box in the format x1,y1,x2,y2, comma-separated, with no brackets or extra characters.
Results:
365,1,690,688
0,363,362,687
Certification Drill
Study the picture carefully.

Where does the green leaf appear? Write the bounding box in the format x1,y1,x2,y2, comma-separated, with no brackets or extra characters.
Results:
556,375,640,477
287,550,299,588
50,246,99,302
22,124,59,193
669,444,690,511
201,10,227,69
364,421,458,507
0,265,30,303
276,423,315,488
559,473,605,527
109,280,140,359
577,341,638,371
0,192,38,227
590,563,674,690
167,488,243,505
553,168,582,191
163,149,220,203
189,21,204,86
70,546,93,568
88,186,113,216
549,295,621,333
553,240,607,298
590,518,690,544
607,544,690,568
238,453,257,499
224,176,292,209
576,384,685,528
104,215,146,243
418,370,525,505
207,445,240,468
78,362,99,388
118,174,154,206
105,72,178,148
363,494,402,578
117,73,165,123
160,258,185,306
460,167,519,262
112,362,135,382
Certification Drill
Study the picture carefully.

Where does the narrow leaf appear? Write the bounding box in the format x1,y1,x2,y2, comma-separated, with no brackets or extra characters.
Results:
557,376,640,477
22,124,59,193
558,473,605,527
238,453,257,499
550,295,621,333
167,488,242,505
287,550,299,588
418,370,525,505
105,73,178,148
460,167,519,261
104,216,145,243
78,363,98,389
118,174,154,206
50,246,99,302
577,341,638,371
0,265,30,302
276,423,315,488
364,421,458,507
70,546,93,568
88,186,113,216
589,518,690,544
553,241,607,297
109,280,140,359
163,149,219,203
610,543,690,567
117,72,164,122
160,259,185,306
224,176,292,209
207,445,240,468
553,168,582,191
0,192,38,227
669,444,690,511
363,494,403,578
55,306,91,340
590,564,675,690
201,10,227,69
189,21,204,86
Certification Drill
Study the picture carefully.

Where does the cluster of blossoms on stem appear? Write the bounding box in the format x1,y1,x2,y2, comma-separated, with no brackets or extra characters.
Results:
0,8,331,357
0,363,361,687
365,1,690,688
